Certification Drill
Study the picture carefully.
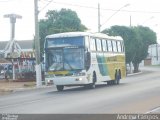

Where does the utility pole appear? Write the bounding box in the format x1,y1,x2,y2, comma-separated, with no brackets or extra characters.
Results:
34,0,42,87
98,3,101,32
130,15,132,27
3,14,22,80
129,15,133,73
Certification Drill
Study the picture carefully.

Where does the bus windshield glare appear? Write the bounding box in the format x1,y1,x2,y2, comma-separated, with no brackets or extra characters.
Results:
46,36,84,48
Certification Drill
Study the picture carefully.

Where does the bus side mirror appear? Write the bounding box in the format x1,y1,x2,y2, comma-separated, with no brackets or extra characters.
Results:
85,52,91,71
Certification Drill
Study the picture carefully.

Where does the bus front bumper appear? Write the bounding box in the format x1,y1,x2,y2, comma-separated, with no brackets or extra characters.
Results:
45,76,91,86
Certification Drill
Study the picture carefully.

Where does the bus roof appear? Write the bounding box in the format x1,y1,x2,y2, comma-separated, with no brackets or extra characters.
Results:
46,32,123,41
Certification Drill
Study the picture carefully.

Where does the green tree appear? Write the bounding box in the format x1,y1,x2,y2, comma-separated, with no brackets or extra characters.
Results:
131,26,157,72
102,25,157,73
39,8,87,52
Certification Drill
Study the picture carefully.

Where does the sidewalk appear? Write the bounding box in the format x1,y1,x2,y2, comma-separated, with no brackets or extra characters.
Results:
0,79,36,95
0,70,143,95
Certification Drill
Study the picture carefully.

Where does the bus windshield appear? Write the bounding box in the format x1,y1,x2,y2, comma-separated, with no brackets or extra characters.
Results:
47,48,84,71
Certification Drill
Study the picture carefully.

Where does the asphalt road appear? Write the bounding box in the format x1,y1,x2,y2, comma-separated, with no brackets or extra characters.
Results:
0,66,159,114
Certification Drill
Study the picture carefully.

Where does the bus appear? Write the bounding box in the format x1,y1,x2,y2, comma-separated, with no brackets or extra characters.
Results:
44,32,126,91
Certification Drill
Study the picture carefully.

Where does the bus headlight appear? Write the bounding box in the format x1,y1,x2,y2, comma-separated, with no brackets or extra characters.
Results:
75,78,83,81
46,79,54,85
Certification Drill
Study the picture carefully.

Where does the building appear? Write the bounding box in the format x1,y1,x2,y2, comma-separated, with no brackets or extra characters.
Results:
145,44,160,65
0,40,35,58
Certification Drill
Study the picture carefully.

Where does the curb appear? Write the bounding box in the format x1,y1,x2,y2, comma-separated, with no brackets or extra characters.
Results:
0,85,54,95
127,71,142,76
13,85,54,92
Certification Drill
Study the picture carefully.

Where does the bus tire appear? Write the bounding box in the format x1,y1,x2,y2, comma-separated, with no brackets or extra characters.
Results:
107,81,110,85
107,81,112,85
119,69,121,79
114,70,121,85
89,71,96,89
111,80,115,85
56,85,64,91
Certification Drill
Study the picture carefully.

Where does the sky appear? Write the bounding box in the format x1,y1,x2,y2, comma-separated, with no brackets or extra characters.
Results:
0,0,160,43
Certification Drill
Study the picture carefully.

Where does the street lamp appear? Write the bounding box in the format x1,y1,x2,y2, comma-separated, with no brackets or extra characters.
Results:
98,3,130,32
3,14,22,80
4,14,22,41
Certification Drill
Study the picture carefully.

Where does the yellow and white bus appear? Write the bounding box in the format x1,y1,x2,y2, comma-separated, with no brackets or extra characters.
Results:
44,32,126,91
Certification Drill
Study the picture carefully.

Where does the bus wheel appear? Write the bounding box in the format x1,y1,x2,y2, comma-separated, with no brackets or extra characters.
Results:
117,69,121,84
107,81,112,85
56,85,64,91
89,83,96,89
111,80,115,85
107,81,110,85
89,71,96,89
114,71,120,85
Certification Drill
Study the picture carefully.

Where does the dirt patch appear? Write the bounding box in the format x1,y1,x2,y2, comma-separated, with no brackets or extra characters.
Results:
0,80,36,95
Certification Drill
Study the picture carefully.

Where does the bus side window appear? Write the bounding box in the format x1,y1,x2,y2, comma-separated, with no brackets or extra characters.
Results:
112,40,118,52
96,39,102,51
117,41,122,52
90,38,96,51
102,39,107,52
121,41,124,52
107,40,113,52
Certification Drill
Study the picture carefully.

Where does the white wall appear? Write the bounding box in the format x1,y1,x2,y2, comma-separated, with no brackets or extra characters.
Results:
148,44,160,65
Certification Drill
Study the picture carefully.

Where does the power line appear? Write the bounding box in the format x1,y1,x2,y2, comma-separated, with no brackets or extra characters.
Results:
0,0,12,2
100,4,130,28
41,0,160,14
121,9,160,14
39,0,54,13
1,0,160,14
0,0,22,2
